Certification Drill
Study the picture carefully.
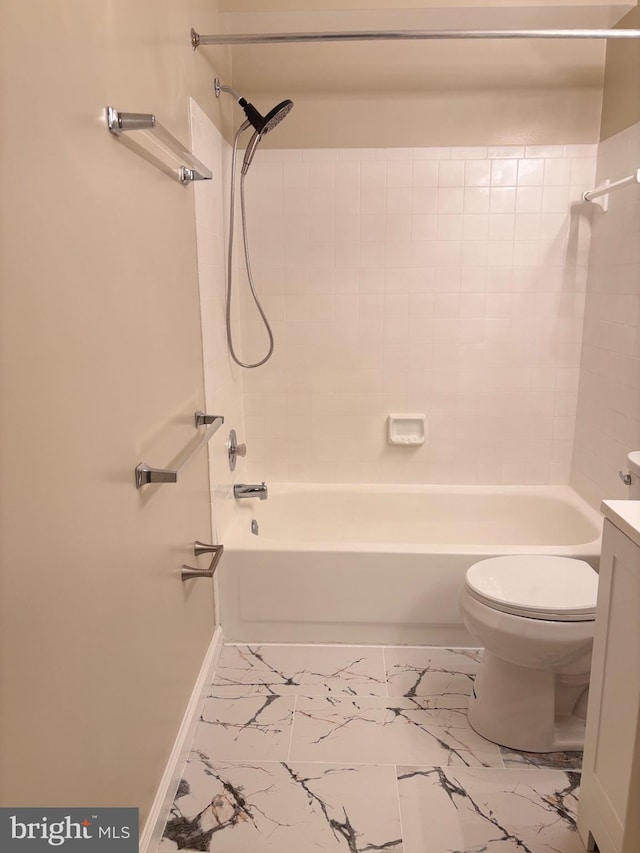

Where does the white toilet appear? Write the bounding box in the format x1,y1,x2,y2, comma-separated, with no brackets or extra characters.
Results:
459,555,598,753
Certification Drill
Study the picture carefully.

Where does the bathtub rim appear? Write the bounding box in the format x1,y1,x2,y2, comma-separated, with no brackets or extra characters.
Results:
225,482,603,558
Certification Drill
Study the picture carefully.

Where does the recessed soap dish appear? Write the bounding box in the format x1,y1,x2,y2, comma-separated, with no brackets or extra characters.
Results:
387,414,426,446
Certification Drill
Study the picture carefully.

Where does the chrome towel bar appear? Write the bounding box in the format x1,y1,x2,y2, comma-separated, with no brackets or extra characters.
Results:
135,411,223,488
182,542,224,581
106,106,212,186
583,169,640,211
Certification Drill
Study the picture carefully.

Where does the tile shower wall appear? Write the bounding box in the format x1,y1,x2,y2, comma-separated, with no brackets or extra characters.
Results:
239,144,596,484
572,121,640,508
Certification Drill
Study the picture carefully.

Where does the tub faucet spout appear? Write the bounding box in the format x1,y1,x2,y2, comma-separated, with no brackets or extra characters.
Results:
234,482,268,500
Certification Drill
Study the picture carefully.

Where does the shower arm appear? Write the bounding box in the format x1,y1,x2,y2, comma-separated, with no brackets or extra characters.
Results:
214,79,243,102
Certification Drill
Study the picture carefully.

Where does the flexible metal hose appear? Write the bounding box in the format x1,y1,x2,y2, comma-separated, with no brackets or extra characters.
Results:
225,124,274,369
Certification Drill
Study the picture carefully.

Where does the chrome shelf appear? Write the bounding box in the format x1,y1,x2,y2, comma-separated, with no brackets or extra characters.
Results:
106,106,212,186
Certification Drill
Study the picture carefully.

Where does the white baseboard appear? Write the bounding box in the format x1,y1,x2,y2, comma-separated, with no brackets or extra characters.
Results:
139,626,224,853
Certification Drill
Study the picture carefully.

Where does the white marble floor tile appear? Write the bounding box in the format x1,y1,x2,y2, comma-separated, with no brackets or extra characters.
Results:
499,747,583,770
155,644,591,853
384,646,481,704
398,766,586,853
158,757,403,852
210,644,387,696
192,695,295,761
290,696,504,767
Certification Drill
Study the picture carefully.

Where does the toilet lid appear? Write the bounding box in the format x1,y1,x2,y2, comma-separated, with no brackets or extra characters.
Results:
465,556,598,621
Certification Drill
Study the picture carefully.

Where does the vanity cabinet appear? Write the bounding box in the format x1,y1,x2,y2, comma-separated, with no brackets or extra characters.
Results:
577,503,640,853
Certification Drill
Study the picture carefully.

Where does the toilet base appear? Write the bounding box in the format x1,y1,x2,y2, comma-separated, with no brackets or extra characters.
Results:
468,650,588,753
550,716,587,753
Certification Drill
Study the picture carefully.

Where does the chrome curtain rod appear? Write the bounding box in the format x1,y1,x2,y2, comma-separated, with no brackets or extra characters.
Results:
191,27,640,47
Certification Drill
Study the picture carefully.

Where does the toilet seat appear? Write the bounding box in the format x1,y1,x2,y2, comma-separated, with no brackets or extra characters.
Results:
465,556,598,622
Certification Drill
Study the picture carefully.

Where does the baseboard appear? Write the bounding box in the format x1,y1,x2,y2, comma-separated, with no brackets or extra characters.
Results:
139,626,224,853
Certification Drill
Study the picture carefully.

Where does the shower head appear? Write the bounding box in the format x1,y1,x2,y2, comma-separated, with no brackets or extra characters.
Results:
238,96,294,136
214,78,293,135
240,101,294,174
215,79,294,174
259,99,294,133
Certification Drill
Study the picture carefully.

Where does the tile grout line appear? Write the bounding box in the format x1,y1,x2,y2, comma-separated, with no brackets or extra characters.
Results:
287,694,298,763
381,646,389,698
392,763,406,851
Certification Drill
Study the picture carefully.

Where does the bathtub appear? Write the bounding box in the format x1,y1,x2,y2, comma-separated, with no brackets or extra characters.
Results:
218,484,603,646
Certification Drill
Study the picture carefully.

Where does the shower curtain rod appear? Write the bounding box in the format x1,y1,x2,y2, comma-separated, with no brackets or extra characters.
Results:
191,27,640,47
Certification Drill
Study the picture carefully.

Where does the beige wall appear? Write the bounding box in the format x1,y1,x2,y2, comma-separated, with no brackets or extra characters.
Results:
229,37,605,147
242,87,603,149
600,5,640,139
0,0,230,827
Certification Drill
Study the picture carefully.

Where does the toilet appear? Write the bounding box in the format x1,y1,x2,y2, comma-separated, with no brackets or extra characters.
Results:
459,555,598,753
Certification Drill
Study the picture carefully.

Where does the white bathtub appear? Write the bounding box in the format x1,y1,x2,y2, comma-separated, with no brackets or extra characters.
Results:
218,484,603,646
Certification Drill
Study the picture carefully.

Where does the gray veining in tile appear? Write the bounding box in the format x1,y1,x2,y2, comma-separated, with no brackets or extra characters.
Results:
159,757,403,852
397,766,585,853
499,746,583,770
193,695,295,761
290,696,504,767
384,646,481,704
210,644,387,697
157,643,588,853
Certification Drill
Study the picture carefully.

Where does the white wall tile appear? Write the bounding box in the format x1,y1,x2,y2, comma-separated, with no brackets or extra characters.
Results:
387,186,412,213
491,159,518,186
412,160,439,186
517,159,545,186
236,142,596,484
515,186,543,213
438,161,466,186
543,159,572,186
464,187,491,214
490,187,516,213
464,160,491,187
571,123,640,507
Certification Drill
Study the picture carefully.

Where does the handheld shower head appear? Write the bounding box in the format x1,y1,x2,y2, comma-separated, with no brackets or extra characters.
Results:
241,130,263,175
239,101,295,174
218,81,293,369
259,99,294,134
215,78,294,156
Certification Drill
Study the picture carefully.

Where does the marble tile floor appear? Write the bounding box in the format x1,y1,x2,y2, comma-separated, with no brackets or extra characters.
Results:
158,643,586,853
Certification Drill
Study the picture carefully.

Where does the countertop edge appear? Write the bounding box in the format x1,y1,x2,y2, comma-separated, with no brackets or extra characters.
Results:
601,500,640,549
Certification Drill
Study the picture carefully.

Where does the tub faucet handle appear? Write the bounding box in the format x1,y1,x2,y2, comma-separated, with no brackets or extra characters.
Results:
228,429,247,471
181,542,224,581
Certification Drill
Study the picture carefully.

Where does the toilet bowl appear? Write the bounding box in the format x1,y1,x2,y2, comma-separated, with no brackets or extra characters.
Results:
459,555,598,753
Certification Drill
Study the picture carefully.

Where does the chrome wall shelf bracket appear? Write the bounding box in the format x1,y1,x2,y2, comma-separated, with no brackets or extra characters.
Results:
135,412,223,488
181,541,224,581
106,106,212,186
195,411,218,427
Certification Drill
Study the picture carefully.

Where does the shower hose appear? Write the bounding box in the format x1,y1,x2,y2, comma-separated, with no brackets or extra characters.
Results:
225,124,275,369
